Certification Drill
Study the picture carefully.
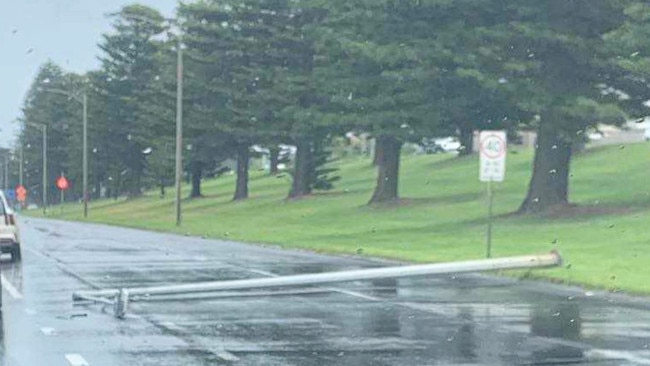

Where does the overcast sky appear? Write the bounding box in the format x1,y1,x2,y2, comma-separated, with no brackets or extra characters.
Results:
0,0,179,149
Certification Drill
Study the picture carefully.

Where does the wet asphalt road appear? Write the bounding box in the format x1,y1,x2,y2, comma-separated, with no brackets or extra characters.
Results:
0,218,649,365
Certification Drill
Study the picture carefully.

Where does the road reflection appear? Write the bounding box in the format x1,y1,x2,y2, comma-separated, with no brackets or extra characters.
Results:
530,302,584,363
0,254,23,366
0,257,22,296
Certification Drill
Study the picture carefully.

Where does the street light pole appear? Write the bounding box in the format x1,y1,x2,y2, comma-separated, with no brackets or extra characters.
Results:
42,124,47,215
82,92,88,218
19,144,23,187
174,38,184,227
3,154,8,192
41,87,89,217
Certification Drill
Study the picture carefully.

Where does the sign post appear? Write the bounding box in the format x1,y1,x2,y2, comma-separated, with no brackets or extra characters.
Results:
479,131,507,258
56,174,70,213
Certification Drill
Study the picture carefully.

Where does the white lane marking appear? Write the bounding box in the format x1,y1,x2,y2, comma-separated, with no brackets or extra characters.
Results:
323,286,381,301
586,349,650,365
214,350,240,362
40,327,56,336
1,274,23,299
25,308,37,315
65,354,89,366
159,321,185,332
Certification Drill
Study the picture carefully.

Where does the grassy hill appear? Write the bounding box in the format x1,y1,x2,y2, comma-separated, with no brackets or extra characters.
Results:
31,143,650,294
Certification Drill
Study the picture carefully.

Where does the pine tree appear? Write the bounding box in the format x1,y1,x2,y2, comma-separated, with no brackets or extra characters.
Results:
95,4,167,197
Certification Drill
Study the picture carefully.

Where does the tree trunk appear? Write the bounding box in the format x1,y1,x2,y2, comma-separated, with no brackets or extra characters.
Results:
233,144,250,201
372,136,385,166
113,175,121,201
518,118,572,214
190,161,203,198
269,146,280,175
159,179,165,199
128,172,143,198
369,135,402,204
458,126,474,156
94,179,102,199
288,141,313,199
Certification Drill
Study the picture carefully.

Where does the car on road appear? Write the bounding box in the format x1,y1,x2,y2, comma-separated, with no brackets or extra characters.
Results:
0,191,21,261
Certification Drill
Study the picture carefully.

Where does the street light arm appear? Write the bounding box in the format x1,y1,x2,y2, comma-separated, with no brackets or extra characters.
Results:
41,88,84,104
22,121,46,130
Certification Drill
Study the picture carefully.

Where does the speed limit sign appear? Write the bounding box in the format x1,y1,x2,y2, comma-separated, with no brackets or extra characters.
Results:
479,130,507,182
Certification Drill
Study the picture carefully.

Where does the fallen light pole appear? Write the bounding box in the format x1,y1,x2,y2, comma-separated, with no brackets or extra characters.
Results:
73,251,561,319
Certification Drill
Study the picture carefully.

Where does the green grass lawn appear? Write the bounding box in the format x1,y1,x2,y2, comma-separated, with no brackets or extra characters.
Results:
28,143,650,294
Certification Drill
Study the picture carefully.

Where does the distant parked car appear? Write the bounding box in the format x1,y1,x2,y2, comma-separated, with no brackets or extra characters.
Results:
421,137,462,154
0,191,21,261
588,131,604,141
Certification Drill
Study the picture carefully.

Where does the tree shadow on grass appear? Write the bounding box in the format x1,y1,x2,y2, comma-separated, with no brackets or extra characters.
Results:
497,198,650,222
363,192,483,210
